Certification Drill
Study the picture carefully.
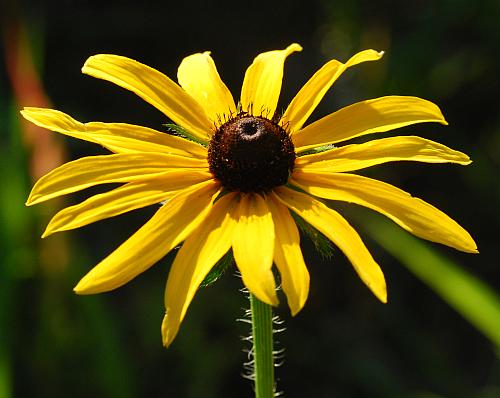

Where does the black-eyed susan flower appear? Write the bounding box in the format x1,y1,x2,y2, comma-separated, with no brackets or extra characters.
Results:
22,44,477,347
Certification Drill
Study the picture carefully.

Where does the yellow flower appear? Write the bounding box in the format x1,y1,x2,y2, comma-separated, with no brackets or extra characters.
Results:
22,44,477,347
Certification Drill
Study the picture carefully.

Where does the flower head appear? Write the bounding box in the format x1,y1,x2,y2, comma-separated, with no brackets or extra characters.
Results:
22,44,477,347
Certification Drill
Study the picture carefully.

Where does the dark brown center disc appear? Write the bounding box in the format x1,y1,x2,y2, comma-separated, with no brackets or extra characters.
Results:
208,114,295,193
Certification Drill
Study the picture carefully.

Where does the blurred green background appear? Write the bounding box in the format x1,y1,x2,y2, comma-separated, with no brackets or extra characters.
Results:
1,0,500,397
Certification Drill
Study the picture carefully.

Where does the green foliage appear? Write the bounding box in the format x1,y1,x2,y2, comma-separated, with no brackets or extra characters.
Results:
200,250,233,288
359,211,500,351
296,144,336,157
163,123,208,147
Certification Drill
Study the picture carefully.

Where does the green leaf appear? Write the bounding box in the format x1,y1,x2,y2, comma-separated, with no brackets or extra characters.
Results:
163,123,208,147
358,211,500,350
296,144,335,157
200,250,233,288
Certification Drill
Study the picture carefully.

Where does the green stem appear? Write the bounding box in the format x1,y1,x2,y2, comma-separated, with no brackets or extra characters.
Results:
250,293,275,398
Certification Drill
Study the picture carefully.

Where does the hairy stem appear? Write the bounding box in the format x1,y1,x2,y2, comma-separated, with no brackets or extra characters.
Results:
250,293,275,398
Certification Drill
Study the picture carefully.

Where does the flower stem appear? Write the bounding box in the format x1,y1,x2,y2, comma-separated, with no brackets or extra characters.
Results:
250,293,275,398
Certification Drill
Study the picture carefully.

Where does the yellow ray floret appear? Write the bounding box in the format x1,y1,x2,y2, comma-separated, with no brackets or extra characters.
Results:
82,54,213,141
241,43,302,118
292,96,448,151
26,153,203,205
43,170,213,237
232,193,278,306
295,135,471,172
268,193,310,316
275,186,387,303
177,51,237,125
74,181,220,294
282,49,384,133
162,192,237,347
21,107,207,157
292,171,477,253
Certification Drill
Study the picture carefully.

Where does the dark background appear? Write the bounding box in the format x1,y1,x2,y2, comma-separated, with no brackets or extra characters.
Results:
1,0,500,397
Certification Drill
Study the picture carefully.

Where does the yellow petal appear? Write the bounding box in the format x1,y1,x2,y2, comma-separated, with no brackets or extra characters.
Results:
27,152,202,206
21,107,207,158
274,186,387,303
282,50,384,133
292,171,478,253
74,180,220,294
177,52,236,125
43,170,213,237
162,192,237,347
232,193,278,306
268,193,309,315
85,122,208,157
82,54,213,141
296,136,471,172
240,43,302,118
293,96,448,151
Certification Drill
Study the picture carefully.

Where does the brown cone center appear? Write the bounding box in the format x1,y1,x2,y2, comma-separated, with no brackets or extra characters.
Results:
208,114,295,193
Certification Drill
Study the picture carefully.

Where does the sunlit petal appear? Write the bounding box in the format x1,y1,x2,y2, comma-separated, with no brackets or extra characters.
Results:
82,54,213,141
241,43,302,118
282,50,383,133
275,186,387,303
26,152,204,205
74,180,220,294
268,193,309,315
162,193,237,347
232,193,278,306
178,52,236,124
293,96,447,151
292,171,478,253
43,170,212,236
21,107,207,157
296,136,471,172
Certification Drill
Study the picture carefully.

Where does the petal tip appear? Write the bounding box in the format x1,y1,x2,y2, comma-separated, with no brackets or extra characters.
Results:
371,278,388,303
253,289,279,307
74,278,93,295
20,108,37,122
162,339,173,348
363,49,384,60
81,54,103,74
457,233,478,254
288,43,303,53
375,286,388,303
466,243,479,254
290,302,306,317
73,283,85,295
161,314,177,348
270,290,280,306
20,107,33,114
81,58,92,73
25,194,38,206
